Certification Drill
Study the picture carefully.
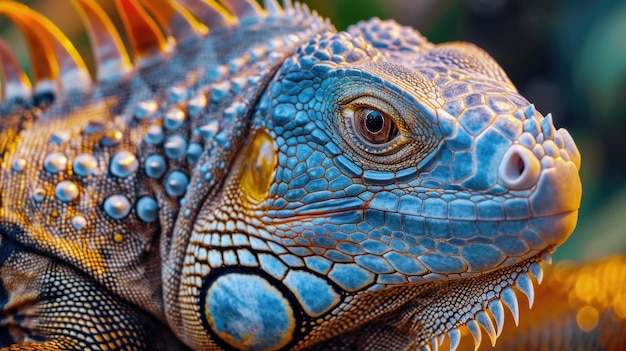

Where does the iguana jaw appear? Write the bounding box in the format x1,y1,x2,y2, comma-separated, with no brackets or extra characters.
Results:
305,250,551,351
403,250,550,351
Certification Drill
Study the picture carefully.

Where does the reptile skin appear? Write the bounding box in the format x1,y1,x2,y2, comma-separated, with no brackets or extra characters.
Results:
459,255,626,351
0,1,583,350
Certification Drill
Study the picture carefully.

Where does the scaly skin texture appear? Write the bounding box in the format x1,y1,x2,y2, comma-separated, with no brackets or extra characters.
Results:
459,256,626,351
0,1,582,350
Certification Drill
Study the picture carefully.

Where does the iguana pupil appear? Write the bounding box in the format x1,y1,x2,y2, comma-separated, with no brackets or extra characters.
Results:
365,110,383,133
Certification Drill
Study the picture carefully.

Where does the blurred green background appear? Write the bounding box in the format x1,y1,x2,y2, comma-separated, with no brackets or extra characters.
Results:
1,0,624,263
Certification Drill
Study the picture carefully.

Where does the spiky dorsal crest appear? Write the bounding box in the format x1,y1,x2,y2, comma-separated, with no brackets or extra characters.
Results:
0,0,325,103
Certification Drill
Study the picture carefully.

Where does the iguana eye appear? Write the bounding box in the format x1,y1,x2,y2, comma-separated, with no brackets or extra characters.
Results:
353,107,399,147
353,107,399,146
340,97,406,157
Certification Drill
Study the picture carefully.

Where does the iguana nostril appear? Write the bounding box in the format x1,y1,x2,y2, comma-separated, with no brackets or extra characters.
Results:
505,155,527,178
499,144,540,190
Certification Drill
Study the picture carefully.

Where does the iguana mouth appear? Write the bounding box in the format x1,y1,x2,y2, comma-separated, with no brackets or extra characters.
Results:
304,249,551,351
406,250,551,351
267,207,579,222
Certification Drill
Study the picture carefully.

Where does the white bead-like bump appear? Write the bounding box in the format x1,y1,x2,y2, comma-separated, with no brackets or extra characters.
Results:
205,64,228,82
103,194,132,219
110,150,139,178
12,158,26,172
164,134,188,159
230,77,248,93
71,215,88,230
210,81,231,103
145,125,164,145
134,100,159,120
187,94,207,117
224,101,245,120
100,129,123,146
187,143,203,164
136,196,159,223
165,170,189,197
32,188,46,202
168,86,187,103
44,152,67,173
199,121,219,141
144,154,167,179
73,154,98,177
164,107,186,130
55,181,79,202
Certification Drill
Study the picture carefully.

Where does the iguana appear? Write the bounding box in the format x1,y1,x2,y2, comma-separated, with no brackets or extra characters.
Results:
0,0,582,350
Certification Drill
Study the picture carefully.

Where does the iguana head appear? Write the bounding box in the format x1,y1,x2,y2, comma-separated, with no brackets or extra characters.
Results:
182,18,582,351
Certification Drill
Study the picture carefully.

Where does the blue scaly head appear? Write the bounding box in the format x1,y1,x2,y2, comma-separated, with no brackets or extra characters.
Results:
182,19,582,351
